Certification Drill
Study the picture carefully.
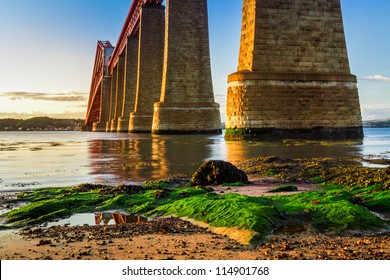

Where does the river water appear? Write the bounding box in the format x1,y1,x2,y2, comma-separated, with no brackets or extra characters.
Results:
0,128,389,192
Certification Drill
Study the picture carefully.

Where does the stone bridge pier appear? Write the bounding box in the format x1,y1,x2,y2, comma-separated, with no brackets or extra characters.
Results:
109,54,126,132
116,36,138,133
225,0,363,140
128,4,165,133
152,0,222,134
92,75,112,132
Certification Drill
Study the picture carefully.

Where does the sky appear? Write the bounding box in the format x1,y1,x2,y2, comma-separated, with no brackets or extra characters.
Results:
0,0,389,121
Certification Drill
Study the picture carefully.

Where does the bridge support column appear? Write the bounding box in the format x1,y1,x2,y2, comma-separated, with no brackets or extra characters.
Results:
106,66,118,132
152,0,221,134
225,0,363,140
128,4,165,133
109,55,126,132
117,36,139,133
93,76,112,132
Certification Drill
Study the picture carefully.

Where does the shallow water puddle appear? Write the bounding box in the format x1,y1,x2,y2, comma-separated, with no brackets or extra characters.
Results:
370,211,390,221
47,212,148,227
272,224,308,234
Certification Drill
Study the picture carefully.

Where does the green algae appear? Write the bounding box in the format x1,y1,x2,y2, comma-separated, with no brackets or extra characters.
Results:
1,157,389,244
221,182,248,187
351,185,390,213
267,190,385,231
149,192,279,240
1,184,388,242
142,181,172,190
3,190,103,226
239,156,390,190
3,185,390,243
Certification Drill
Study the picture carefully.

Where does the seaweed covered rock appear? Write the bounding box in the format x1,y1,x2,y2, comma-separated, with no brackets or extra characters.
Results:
268,185,299,193
191,160,249,186
72,183,105,192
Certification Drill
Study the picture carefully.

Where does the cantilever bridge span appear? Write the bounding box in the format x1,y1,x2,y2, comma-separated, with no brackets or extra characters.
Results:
85,0,164,131
85,0,221,134
85,40,113,126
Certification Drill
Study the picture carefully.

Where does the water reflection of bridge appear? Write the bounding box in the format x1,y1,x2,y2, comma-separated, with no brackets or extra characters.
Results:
88,134,221,183
87,134,362,184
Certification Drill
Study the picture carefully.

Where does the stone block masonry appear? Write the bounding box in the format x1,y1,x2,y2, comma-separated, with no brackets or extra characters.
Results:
110,55,125,132
128,4,165,133
225,0,363,140
107,66,118,132
93,76,112,132
152,0,222,134
117,36,139,133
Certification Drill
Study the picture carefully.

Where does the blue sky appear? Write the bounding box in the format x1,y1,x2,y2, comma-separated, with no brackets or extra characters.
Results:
0,0,389,120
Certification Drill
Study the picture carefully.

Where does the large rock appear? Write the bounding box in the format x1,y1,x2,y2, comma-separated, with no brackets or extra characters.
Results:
191,160,249,186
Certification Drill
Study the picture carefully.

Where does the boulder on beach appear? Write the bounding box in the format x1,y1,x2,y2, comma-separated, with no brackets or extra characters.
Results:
191,160,249,186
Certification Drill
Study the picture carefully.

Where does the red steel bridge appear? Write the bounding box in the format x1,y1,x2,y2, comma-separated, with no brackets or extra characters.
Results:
85,0,163,127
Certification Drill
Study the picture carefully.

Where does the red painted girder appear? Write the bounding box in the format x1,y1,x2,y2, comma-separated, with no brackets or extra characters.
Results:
108,0,163,73
85,41,112,126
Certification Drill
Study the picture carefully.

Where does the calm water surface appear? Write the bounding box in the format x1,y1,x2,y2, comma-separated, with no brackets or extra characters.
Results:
0,128,389,192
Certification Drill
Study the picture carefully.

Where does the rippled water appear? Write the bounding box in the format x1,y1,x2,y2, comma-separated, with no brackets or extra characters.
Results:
0,128,389,192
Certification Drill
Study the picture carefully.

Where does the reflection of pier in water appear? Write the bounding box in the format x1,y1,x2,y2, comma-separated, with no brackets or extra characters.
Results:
224,139,363,165
88,134,363,184
94,212,147,225
87,134,219,183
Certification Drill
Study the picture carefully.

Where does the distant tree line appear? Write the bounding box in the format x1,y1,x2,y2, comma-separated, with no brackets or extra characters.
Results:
0,117,85,131
363,119,390,128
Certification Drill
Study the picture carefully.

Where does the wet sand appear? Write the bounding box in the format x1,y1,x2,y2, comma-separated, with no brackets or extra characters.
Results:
0,217,389,260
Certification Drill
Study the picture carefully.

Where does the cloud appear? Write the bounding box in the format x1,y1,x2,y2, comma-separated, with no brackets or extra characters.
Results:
72,103,88,108
361,105,390,121
360,75,390,82
0,91,88,102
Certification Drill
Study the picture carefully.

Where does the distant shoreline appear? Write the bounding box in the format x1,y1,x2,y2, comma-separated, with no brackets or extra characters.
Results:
363,119,390,128
0,117,84,131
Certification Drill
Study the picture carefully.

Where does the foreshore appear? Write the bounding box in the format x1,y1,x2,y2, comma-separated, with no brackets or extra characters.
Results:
1,156,389,260
1,217,389,260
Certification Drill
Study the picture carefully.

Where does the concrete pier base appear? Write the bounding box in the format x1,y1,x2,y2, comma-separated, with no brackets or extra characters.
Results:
226,72,363,140
79,125,92,132
128,113,154,133
152,102,222,134
92,122,108,132
117,118,129,133
109,120,118,132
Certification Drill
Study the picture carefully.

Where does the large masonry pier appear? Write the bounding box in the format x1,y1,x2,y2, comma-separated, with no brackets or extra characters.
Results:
225,0,363,140
116,36,138,133
151,0,222,134
128,4,165,133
